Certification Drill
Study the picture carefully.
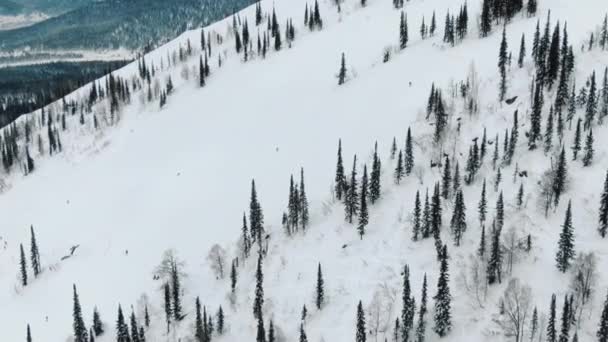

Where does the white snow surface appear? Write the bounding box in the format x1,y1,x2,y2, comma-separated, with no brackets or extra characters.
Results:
0,0,607,341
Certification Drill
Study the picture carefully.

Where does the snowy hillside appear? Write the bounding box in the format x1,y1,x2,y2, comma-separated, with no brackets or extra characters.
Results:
1,0,608,341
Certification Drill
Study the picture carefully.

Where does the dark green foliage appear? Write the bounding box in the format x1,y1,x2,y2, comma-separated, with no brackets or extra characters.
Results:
598,170,608,238
92,307,104,336
249,179,265,247
19,243,28,286
335,139,347,200
195,297,204,342
316,263,325,310
345,155,359,224
556,201,575,272
572,118,582,160
29,225,40,277
433,246,452,337
404,127,414,175
450,190,466,246
553,147,568,207
582,129,594,167
170,261,182,321
399,11,408,49
356,301,366,342
358,165,369,239
395,150,405,184
585,71,598,129
412,191,421,241
547,294,557,342
401,265,416,342
370,142,382,204
338,53,347,85
518,34,526,67
478,179,487,225
163,283,171,331
498,26,508,102
598,291,608,342
72,285,88,342
487,221,502,284
415,274,427,342
253,254,264,320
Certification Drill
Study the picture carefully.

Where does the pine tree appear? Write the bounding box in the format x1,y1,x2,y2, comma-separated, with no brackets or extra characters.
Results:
487,221,502,284
72,285,88,342
335,139,347,200
92,307,104,336
553,147,568,207
256,316,266,342
415,274,427,342
19,243,27,286
441,157,451,200
242,213,251,258
395,150,405,184
412,191,422,241
453,162,461,194
450,190,467,246
356,301,366,342
399,11,409,50
558,295,570,342
29,225,40,277
547,294,557,342
345,155,359,224
585,71,598,129
544,105,554,153
401,265,416,342
518,34,526,67
299,324,308,342
431,183,442,240
546,22,561,89
480,0,492,38
144,305,149,328
163,283,171,332
316,263,325,309
195,298,204,342
391,137,398,160
171,261,182,320
267,319,275,342
249,179,265,247
582,129,594,167
116,305,130,342
572,118,582,160
529,307,538,341
422,190,431,239
517,183,524,209
556,201,575,272
300,168,309,230
130,311,140,342
478,224,487,258
358,165,369,239
217,306,224,335
598,291,608,342
567,85,577,129
253,254,264,320
338,53,347,85
498,26,509,102
405,127,414,174
370,142,382,204
430,11,436,36
199,56,205,87
480,128,487,164
599,170,608,238
493,133,500,168
433,245,452,337
496,192,504,231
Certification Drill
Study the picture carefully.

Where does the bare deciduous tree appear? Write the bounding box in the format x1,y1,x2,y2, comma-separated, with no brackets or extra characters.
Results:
458,254,488,309
367,282,398,342
207,244,227,279
494,278,532,342
570,252,598,325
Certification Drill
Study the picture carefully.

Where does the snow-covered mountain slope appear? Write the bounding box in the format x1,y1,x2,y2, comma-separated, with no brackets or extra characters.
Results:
0,0,607,341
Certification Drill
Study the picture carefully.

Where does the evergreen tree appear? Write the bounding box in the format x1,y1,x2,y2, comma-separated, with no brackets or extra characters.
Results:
19,243,27,286
527,0,537,15
498,26,509,102
300,324,308,342
598,291,608,342
496,192,504,231
487,221,502,284
335,139,347,200
356,301,366,342
441,157,451,200
422,190,431,239
558,295,570,342
478,224,486,258
480,128,487,164
556,201,575,272
116,305,130,342
399,11,409,50
249,179,265,247
480,0,492,38
242,213,251,258
547,294,557,342
518,34,526,67
544,105,554,153
316,263,325,310
572,118,582,160
433,245,452,337
26,324,32,342
217,306,224,335
567,85,577,129
370,142,382,204
517,183,524,209
163,283,171,332
199,56,205,87
582,129,594,167
300,168,310,230
546,22,561,89
430,11,436,36
453,162,461,194
415,274,427,342
72,285,88,342
253,254,264,320
130,311,140,342
267,320,275,342
195,297,204,342
599,170,608,238
171,261,182,320
358,165,369,239
405,127,414,174
391,137,398,160
430,183,442,241
345,155,359,224
338,53,347,85
256,316,266,342
395,150,405,184
144,305,149,328
585,71,598,129
530,307,538,341
553,147,568,207
412,191,422,241
92,307,104,336
493,133,500,168
29,225,40,277
450,190,467,246
401,265,416,342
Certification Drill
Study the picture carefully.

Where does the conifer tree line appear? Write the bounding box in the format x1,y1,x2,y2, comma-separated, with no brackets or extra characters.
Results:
284,168,310,236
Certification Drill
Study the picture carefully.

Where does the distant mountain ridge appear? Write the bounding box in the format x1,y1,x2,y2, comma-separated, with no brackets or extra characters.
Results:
0,0,254,51
1,0,94,15
0,0,24,15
